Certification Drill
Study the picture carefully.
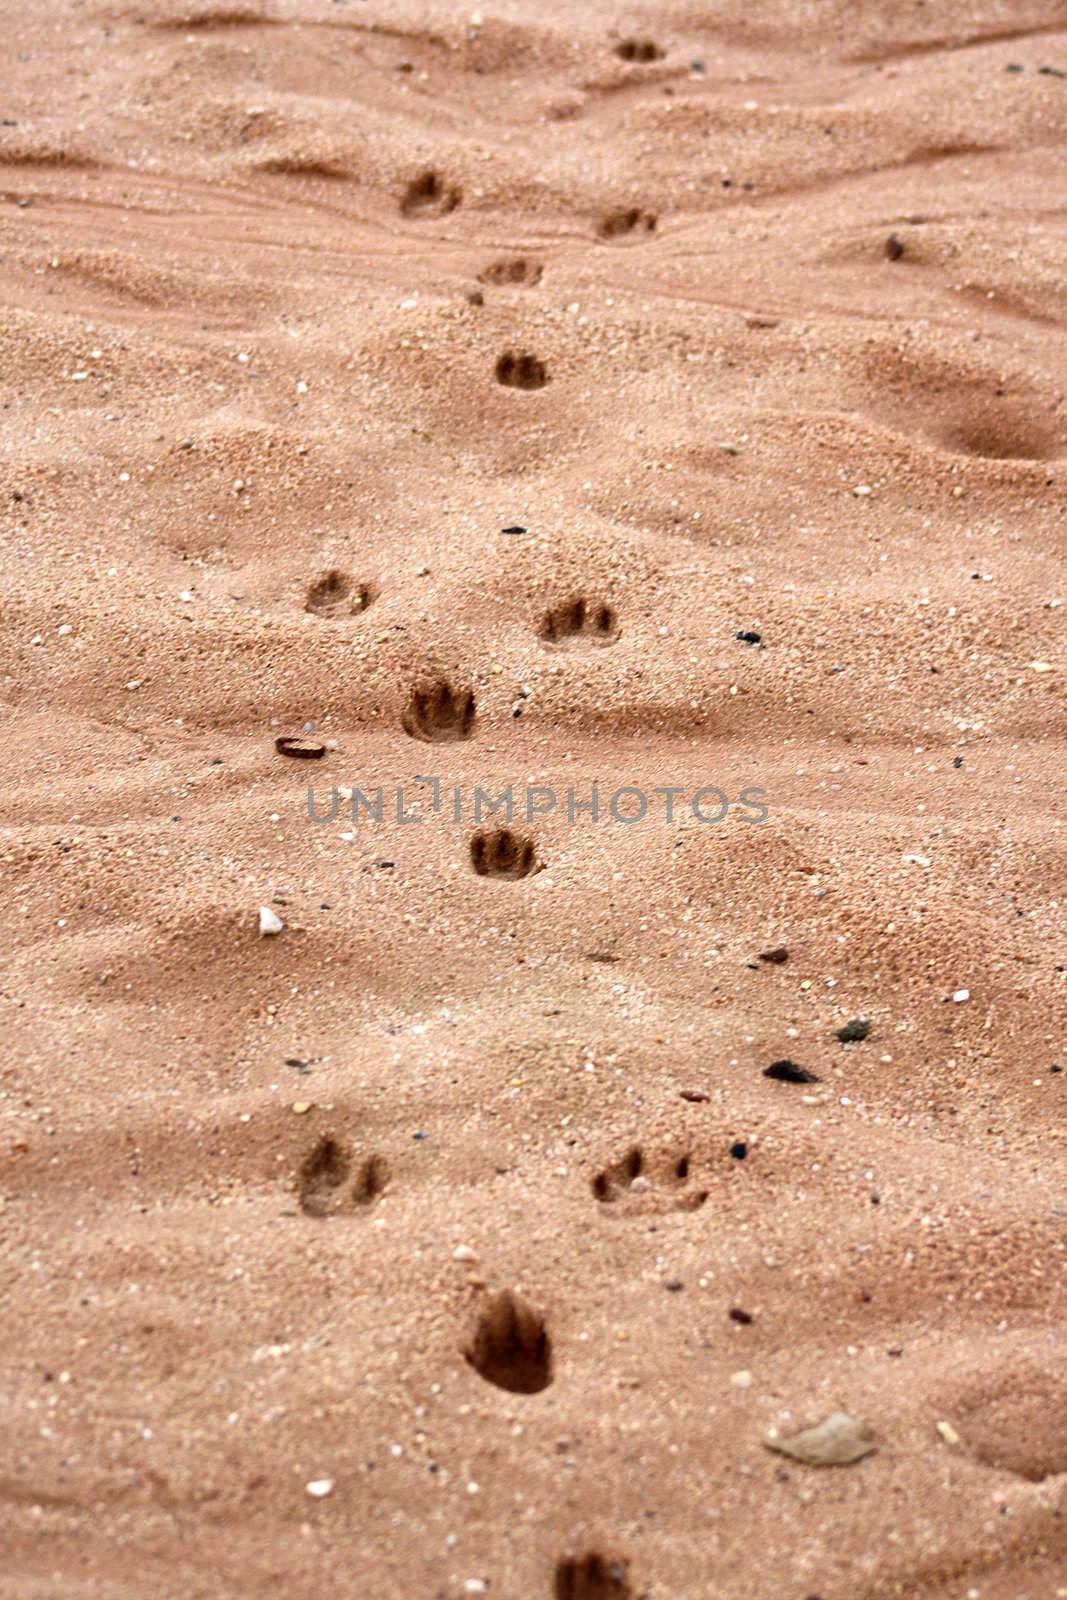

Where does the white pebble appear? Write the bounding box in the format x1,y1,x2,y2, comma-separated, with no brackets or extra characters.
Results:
305,1477,334,1498
952,988,970,1003
259,906,284,937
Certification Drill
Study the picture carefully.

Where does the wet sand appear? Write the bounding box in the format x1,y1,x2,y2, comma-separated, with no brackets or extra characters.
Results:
2,2,1066,1596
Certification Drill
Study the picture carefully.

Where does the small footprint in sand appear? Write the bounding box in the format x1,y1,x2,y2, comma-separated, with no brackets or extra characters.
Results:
539,597,618,648
554,1552,633,1599
597,208,657,242
615,38,663,63
402,678,476,743
297,1136,387,1217
592,1146,707,1212
470,827,540,879
495,350,549,390
305,570,374,618
464,1289,552,1394
400,168,461,218
479,257,543,287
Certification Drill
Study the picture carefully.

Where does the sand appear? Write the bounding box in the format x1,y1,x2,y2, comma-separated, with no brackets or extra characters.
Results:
2,1,1066,1596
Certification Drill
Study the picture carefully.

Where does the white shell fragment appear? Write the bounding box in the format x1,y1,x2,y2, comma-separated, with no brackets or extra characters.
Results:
765,1411,877,1466
258,905,285,937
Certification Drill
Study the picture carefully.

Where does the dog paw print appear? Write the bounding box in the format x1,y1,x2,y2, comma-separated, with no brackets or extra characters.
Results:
592,1146,706,1213
539,598,619,648
464,1289,553,1395
402,678,476,743
615,38,663,63
297,1136,388,1217
305,569,375,618
479,256,543,287
554,1552,633,1599
597,208,657,242
401,168,461,218
495,350,548,390
470,827,540,879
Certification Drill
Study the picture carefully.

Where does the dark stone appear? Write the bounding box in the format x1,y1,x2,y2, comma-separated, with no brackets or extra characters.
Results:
764,1059,819,1084
836,1018,870,1043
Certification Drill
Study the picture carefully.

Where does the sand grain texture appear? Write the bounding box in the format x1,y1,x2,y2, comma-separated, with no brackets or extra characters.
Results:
2,1,1066,1596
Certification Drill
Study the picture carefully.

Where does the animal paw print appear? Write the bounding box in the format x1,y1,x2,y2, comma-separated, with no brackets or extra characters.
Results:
495,350,548,390
470,827,540,879
615,38,663,63
305,569,375,618
402,678,476,743
400,168,461,218
464,1289,552,1395
597,208,657,242
554,1552,632,1599
592,1146,707,1213
479,256,543,287
539,598,619,648
297,1136,388,1217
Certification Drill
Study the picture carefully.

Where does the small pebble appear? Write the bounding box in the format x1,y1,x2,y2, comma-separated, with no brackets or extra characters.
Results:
766,1411,876,1467
729,1141,748,1161
275,735,326,760
259,906,285,937
836,1019,870,1043
758,945,789,965
764,1059,819,1084
952,988,970,1004
736,629,761,645
885,234,904,260
305,1478,334,1498
936,1420,960,1447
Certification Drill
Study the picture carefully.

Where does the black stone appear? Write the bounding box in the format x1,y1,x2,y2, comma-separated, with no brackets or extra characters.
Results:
764,1059,819,1084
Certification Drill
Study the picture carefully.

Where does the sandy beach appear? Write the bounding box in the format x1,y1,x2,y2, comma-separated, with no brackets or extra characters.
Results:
2,2,1066,1595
